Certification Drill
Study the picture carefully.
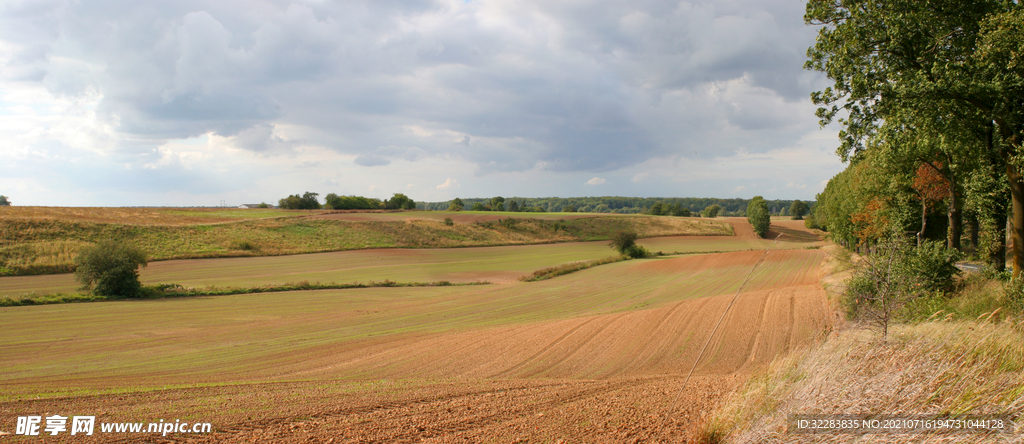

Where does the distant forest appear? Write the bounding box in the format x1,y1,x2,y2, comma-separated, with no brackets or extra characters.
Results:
419,197,814,217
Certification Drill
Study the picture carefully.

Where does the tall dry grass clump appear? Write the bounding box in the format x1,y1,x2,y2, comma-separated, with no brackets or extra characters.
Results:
705,318,1024,443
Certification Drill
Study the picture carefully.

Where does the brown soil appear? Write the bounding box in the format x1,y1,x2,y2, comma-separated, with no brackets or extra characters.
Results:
0,220,833,443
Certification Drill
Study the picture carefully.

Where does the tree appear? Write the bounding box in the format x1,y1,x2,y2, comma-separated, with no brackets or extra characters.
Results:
563,204,576,213
648,202,666,216
279,192,321,209
701,204,721,218
74,241,148,298
490,196,506,212
609,231,637,254
385,193,415,210
0,195,9,206
669,203,690,217
790,200,808,220
448,197,465,211
805,0,1024,275
747,196,771,238
471,202,486,211
257,202,269,208
507,199,520,212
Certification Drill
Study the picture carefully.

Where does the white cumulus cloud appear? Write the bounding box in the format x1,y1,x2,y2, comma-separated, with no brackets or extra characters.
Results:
586,177,607,186
436,177,460,189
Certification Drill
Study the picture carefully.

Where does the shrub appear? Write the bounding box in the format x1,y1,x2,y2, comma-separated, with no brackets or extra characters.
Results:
73,241,148,298
609,231,638,254
443,217,454,226
624,245,650,258
231,240,258,251
903,240,962,293
1003,278,1024,313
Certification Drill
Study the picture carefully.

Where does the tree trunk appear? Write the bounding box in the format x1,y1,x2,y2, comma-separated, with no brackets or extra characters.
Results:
918,201,927,248
991,207,1007,272
1008,163,1024,278
947,176,961,251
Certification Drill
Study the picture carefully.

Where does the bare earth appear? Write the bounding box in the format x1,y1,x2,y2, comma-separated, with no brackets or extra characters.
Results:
0,218,831,443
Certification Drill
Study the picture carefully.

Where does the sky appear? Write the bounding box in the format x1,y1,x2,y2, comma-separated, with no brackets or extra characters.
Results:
0,0,846,207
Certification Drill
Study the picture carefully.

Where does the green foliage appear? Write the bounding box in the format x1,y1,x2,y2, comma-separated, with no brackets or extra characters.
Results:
420,196,811,216
385,193,416,210
904,241,963,293
624,245,650,259
563,204,576,213
1003,278,1024,314
0,195,9,206
447,198,465,211
443,217,454,226
325,194,382,210
789,200,808,220
471,202,486,211
257,202,269,209
747,196,771,238
507,199,520,212
670,204,691,217
701,204,721,218
608,231,638,255
490,196,505,211
279,192,322,209
73,241,148,298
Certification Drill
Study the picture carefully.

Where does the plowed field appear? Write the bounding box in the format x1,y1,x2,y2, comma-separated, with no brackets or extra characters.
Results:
0,219,831,443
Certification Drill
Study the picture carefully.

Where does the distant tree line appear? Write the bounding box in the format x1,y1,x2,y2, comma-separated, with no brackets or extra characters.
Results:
421,196,814,216
278,192,416,210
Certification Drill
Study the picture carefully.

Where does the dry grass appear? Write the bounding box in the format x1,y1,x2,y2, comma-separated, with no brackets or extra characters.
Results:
705,319,1024,443
0,206,309,225
1,212,731,276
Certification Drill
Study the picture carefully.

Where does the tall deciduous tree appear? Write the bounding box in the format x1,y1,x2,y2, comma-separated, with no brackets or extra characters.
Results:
747,196,771,238
790,200,808,219
806,0,1024,274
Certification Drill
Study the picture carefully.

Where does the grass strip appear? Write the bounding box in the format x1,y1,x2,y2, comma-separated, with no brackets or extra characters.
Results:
0,280,490,307
520,255,628,282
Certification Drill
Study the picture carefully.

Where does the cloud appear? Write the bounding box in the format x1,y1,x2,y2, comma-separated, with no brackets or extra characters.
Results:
354,155,390,167
733,185,747,193
631,172,650,183
586,177,607,186
0,0,843,205
436,177,460,189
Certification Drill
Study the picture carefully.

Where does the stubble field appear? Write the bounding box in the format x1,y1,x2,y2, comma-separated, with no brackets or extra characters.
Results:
0,213,829,443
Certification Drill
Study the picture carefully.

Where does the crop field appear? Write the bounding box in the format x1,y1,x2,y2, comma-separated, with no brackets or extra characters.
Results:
0,208,729,276
0,217,829,442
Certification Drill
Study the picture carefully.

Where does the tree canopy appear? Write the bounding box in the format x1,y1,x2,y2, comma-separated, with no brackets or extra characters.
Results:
805,0,1024,274
747,196,771,238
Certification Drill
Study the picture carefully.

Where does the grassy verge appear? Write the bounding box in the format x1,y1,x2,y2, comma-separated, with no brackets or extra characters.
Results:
0,280,489,307
704,320,1024,443
520,255,629,282
702,243,1024,443
1,214,731,276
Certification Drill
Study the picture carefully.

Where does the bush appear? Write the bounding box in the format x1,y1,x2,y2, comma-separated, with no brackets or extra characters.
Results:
1003,278,1024,313
625,245,650,258
443,217,454,226
609,231,638,254
842,238,961,339
73,241,148,298
903,240,962,293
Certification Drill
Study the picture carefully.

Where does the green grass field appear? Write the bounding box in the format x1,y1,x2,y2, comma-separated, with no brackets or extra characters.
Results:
0,249,821,400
